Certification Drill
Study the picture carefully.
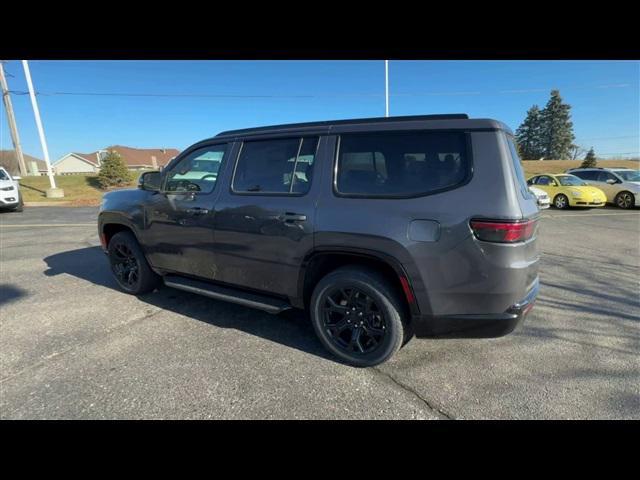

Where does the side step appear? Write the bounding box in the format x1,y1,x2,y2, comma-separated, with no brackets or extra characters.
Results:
163,275,292,314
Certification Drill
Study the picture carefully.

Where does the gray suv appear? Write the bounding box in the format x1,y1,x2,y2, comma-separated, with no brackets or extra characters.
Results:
98,114,540,367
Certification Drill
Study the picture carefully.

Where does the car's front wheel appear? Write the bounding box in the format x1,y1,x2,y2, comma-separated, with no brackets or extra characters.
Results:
309,266,408,367
107,231,160,294
554,194,569,209
615,191,635,209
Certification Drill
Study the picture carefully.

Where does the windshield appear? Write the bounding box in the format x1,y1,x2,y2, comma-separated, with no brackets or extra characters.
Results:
614,170,640,182
0,169,10,181
557,175,587,186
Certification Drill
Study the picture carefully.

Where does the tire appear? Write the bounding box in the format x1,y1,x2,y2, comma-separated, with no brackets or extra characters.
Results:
107,231,160,294
309,266,407,367
615,191,635,209
553,194,569,209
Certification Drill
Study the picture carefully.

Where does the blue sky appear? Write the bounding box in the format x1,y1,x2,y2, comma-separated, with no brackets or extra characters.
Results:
1,60,638,162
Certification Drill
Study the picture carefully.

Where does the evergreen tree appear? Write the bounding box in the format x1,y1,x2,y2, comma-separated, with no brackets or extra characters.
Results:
515,105,544,159
540,90,575,159
581,147,597,168
97,150,132,189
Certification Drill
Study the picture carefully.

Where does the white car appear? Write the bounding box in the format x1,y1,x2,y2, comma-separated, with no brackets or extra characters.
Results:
529,185,550,209
0,167,23,212
566,167,640,209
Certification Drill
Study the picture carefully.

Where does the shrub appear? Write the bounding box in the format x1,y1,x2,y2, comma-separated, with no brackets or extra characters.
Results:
97,151,132,189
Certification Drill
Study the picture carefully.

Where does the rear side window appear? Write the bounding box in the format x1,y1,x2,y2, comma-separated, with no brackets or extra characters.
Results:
505,135,532,198
572,170,596,181
335,131,470,197
232,137,319,194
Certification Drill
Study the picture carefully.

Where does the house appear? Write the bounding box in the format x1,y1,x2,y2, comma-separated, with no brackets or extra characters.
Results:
54,146,180,175
0,150,50,176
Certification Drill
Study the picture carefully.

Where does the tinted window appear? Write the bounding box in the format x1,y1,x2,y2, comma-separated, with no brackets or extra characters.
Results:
536,176,552,186
233,137,318,194
0,169,10,181
165,145,227,193
557,175,586,186
336,131,469,196
572,170,596,181
596,171,617,182
527,176,538,185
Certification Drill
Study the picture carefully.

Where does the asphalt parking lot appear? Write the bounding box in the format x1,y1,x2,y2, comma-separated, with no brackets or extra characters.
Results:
1,206,639,419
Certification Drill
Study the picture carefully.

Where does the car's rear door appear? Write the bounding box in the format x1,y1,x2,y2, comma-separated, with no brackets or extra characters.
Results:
212,135,326,298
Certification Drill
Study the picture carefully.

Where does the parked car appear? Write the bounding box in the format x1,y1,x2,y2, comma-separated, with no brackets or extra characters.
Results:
529,186,550,209
527,173,606,209
0,167,23,212
98,114,540,367
565,167,640,209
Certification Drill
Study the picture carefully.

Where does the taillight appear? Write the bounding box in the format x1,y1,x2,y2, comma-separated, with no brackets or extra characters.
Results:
470,218,537,243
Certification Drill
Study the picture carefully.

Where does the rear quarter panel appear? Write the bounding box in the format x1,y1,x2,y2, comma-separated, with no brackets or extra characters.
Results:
314,130,539,316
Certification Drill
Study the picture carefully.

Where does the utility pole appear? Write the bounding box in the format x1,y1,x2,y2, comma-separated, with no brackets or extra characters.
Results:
22,60,63,198
0,61,28,176
385,60,389,117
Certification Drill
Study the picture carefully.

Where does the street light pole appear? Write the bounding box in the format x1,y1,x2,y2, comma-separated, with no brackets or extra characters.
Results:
22,60,63,197
385,60,389,117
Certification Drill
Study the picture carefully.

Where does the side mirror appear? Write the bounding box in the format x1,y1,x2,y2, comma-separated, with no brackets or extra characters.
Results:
138,171,162,191
13,175,22,181
606,178,616,184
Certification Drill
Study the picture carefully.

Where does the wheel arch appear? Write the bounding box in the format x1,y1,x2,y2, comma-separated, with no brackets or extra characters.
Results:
296,247,420,318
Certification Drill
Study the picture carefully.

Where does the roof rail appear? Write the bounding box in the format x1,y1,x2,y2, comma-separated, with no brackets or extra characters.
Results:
216,114,470,137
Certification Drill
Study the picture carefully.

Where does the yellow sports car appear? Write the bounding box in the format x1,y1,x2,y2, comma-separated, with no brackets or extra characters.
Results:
526,173,607,209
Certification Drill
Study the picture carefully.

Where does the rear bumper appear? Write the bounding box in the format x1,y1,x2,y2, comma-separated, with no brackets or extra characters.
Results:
412,277,539,338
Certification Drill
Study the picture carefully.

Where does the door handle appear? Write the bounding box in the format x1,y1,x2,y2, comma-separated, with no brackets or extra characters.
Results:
282,212,307,222
185,207,210,216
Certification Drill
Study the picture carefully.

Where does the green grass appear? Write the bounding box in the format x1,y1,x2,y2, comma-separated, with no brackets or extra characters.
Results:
19,173,144,206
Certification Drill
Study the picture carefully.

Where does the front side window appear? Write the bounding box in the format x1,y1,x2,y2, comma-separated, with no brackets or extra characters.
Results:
557,175,586,186
596,171,617,183
232,137,318,194
165,144,227,193
335,131,470,197
536,176,553,186
614,170,640,182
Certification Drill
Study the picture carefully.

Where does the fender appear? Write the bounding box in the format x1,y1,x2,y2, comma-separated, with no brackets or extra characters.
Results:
295,246,426,316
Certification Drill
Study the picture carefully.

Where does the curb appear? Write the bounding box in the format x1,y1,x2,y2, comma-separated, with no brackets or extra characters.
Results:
24,201,73,207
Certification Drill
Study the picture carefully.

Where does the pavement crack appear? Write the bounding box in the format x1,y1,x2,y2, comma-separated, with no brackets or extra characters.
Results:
0,307,164,385
371,367,454,420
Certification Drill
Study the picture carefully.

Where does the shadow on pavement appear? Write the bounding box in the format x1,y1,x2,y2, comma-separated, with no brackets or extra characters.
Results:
43,246,336,363
0,284,28,306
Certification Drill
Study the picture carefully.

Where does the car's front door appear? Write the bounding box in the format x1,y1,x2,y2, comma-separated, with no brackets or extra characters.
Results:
592,170,619,202
143,143,229,279
212,136,324,298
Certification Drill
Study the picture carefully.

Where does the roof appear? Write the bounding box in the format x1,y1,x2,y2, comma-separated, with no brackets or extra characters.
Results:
213,114,512,140
0,150,47,176
72,146,180,168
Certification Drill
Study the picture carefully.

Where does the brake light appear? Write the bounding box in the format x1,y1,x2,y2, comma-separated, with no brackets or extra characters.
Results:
470,218,537,243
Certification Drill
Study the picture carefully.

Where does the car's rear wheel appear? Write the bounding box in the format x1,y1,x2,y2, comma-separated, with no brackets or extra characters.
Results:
108,231,160,294
554,194,569,209
615,191,634,209
309,266,407,367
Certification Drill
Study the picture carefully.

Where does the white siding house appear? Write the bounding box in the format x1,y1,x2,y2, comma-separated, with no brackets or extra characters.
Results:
53,153,101,175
